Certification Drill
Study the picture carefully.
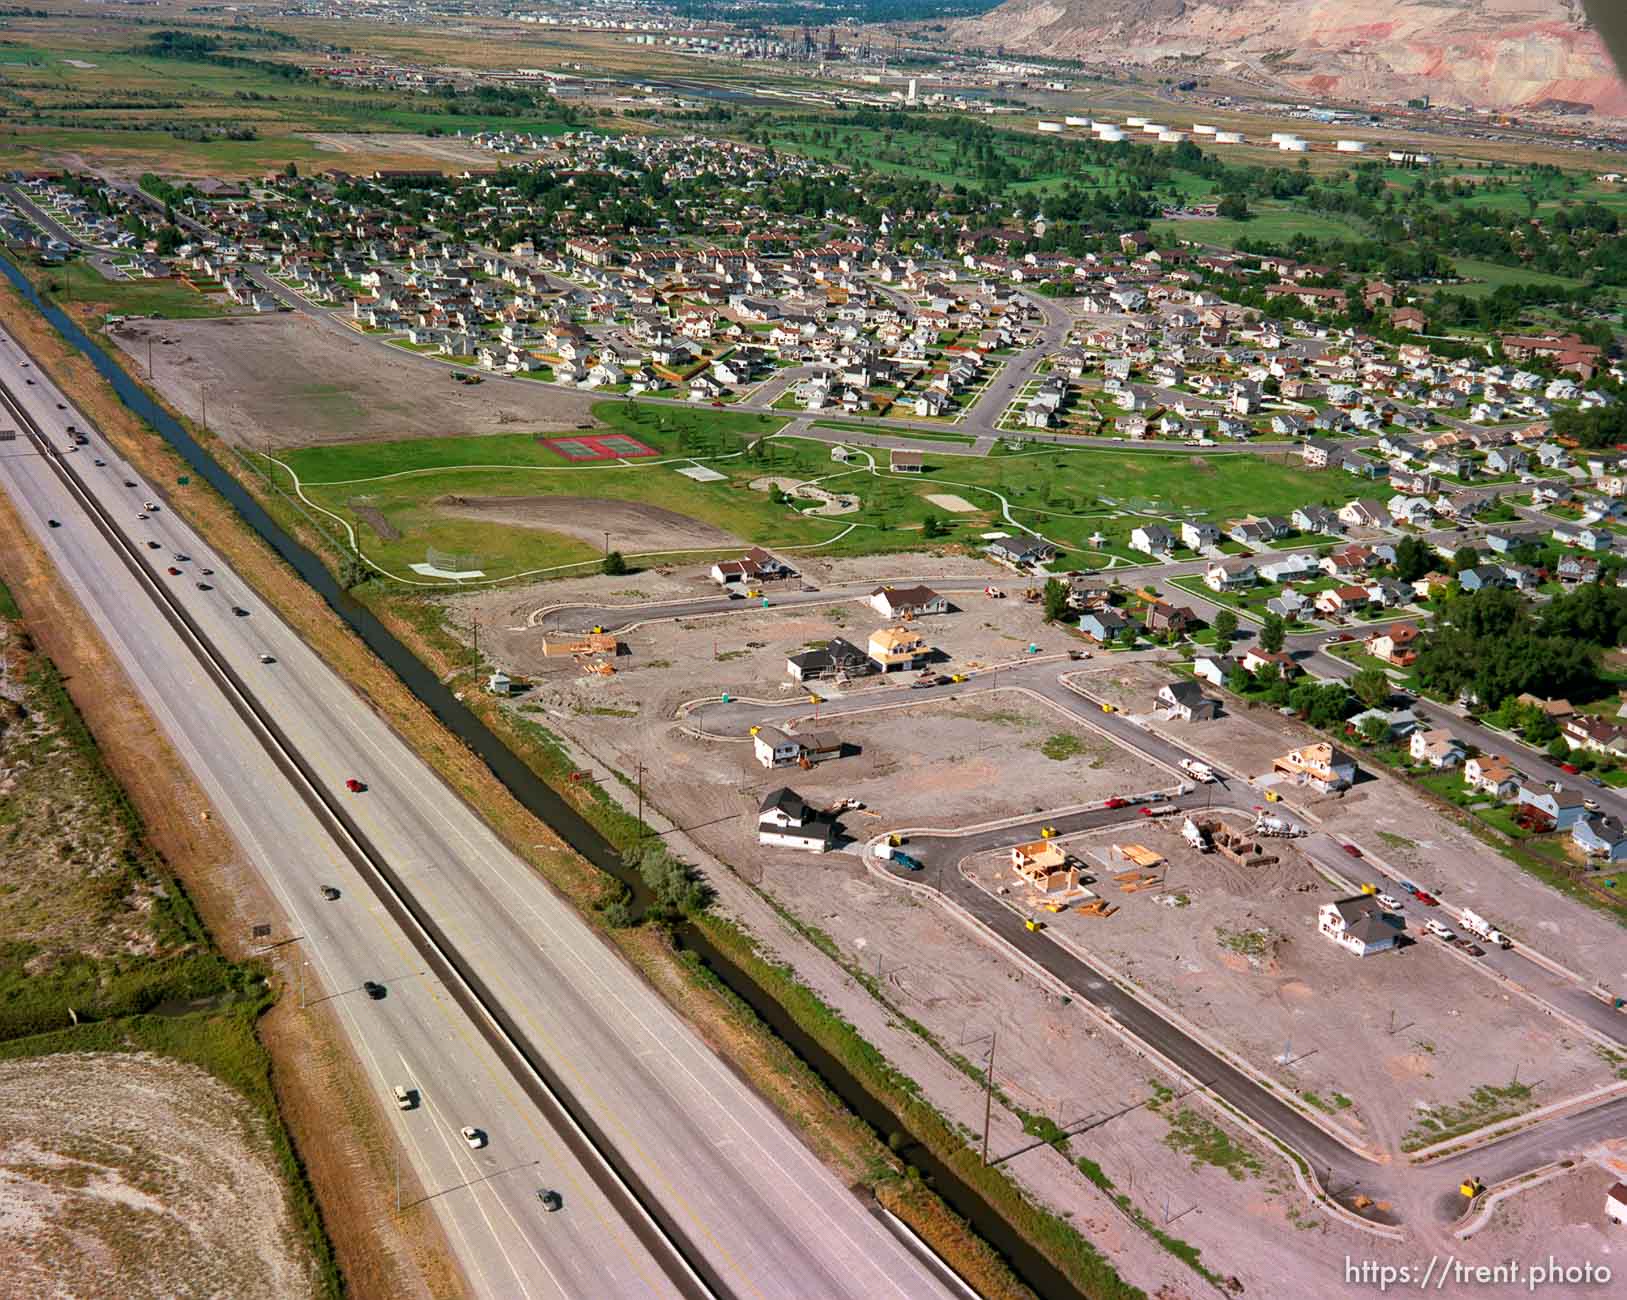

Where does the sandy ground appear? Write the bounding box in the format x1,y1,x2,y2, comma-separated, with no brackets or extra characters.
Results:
107,315,597,448
435,494,742,553
0,1053,309,1300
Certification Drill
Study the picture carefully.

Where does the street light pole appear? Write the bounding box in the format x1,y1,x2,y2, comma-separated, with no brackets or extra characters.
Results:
982,1030,997,1164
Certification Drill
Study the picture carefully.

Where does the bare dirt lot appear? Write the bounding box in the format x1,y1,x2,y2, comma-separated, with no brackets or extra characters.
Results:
0,1053,310,1300
977,819,1615,1158
108,314,597,448
436,494,742,553
300,131,529,168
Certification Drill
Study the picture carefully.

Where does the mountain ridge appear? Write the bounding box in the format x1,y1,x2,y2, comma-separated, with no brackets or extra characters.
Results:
951,0,1627,117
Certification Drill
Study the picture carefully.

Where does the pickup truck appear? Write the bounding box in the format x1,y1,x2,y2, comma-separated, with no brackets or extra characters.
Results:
892,852,924,871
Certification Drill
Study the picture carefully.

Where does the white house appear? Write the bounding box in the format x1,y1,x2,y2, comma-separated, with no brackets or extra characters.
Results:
752,726,803,769
868,584,949,619
1318,895,1403,956
1409,728,1466,769
756,787,834,852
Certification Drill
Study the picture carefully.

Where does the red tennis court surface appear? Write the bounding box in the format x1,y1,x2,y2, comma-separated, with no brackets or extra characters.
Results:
541,432,659,461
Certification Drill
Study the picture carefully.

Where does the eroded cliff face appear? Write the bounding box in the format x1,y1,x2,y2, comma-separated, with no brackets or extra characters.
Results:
952,1,1626,117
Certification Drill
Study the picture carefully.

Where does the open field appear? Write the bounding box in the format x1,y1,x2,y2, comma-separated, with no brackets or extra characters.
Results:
0,1052,311,1300
1153,205,1369,249
30,260,235,321
108,313,600,447
269,416,1354,580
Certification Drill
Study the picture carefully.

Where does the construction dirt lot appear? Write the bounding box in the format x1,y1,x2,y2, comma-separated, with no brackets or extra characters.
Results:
107,313,597,448
424,556,1627,1294
967,820,1617,1159
0,1053,309,1300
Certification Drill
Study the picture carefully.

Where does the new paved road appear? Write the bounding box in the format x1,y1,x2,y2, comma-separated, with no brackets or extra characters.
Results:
0,325,959,1300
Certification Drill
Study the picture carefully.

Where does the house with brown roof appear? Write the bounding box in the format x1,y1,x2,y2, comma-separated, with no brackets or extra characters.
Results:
1366,621,1421,667
868,585,949,619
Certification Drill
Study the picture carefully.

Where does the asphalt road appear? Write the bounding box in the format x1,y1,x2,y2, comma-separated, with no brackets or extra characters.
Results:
0,327,958,1300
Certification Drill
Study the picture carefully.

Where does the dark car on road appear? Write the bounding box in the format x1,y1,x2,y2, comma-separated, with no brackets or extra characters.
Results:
362,981,386,1000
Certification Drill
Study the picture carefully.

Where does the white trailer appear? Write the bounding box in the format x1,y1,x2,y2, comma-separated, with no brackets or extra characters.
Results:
1178,758,1215,783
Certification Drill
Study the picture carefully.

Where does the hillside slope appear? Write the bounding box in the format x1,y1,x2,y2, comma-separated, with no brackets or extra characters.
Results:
952,0,1627,117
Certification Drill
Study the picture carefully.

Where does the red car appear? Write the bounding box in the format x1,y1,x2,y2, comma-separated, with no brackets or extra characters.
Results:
166,566,182,576
1103,797,1129,809
1341,843,1362,858
1414,890,1438,906
1560,762,1581,775
344,778,366,793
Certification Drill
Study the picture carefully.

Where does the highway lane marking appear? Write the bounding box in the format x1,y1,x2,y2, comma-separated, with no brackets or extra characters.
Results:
349,741,941,1300
358,884,676,1299
414,1055,561,1300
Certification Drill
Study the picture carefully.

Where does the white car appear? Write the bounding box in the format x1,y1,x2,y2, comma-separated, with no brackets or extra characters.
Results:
142,500,159,511
460,1126,485,1150
1376,893,1402,912
1424,919,1456,941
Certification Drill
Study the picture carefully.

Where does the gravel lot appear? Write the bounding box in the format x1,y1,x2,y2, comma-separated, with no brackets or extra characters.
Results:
0,1053,311,1299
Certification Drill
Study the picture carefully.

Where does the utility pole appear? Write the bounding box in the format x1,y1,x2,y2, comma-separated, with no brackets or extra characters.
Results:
603,529,610,556
636,761,644,838
147,332,154,379
982,1030,997,1164
394,1142,401,1215
200,383,207,432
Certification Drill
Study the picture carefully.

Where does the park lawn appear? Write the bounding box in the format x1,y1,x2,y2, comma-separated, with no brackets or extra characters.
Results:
1439,259,1586,298
809,421,980,446
1152,205,1365,250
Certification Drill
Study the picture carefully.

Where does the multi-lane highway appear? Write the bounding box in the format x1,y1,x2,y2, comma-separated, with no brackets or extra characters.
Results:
0,324,960,1300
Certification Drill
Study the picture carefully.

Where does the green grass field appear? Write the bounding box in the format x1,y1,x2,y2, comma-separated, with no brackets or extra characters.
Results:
1152,205,1367,249
34,259,232,320
275,403,1354,581
1439,258,1588,298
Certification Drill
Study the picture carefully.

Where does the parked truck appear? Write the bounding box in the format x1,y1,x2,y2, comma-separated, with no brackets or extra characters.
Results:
1458,909,1512,949
1178,758,1215,783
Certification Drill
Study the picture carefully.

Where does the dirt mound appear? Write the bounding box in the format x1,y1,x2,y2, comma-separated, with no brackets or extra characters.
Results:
434,494,742,553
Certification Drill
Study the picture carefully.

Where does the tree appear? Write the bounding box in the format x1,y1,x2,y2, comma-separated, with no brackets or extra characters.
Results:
1041,577,1070,623
627,842,711,923
282,161,298,179
1259,612,1286,654
1393,534,1432,583
1358,714,1390,746
1547,736,1571,761
1212,609,1238,646
1227,664,1253,695
1216,192,1250,221
603,550,628,576
1451,545,1481,575
1351,667,1391,710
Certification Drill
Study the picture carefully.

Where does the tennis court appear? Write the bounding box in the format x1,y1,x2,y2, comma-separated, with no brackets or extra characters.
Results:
541,432,659,461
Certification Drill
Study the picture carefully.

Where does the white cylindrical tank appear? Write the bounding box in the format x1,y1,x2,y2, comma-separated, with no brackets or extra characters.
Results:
1269,131,1295,144
1336,139,1367,153
1192,123,1217,135
1065,115,1089,127
1215,131,1244,144
1158,131,1185,143
1278,137,1308,152
1037,120,1063,133
1095,126,1125,141
1141,122,1165,134
1126,115,1148,127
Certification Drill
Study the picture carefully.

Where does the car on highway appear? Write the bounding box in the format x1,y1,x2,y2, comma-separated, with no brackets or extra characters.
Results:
1376,893,1402,911
537,1188,563,1213
142,501,159,511
320,885,341,900
137,512,149,520
1414,889,1439,907
55,401,64,410
1560,762,1581,775
173,552,189,562
1103,797,1129,809
123,479,136,487
259,653,276,664
362,981,386,1000
460,1126,486,1150
1585,798,1601,812
344,777,366,793
1464,943,1486,958
93,458,104,466
145,540,160,549
166,566,181,576
393,1085,415,1110
196,582,211,591
231,606,249,617
47,518,60,528
200,568,213,576
1424,919,1456,941
1341,842,1362,857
